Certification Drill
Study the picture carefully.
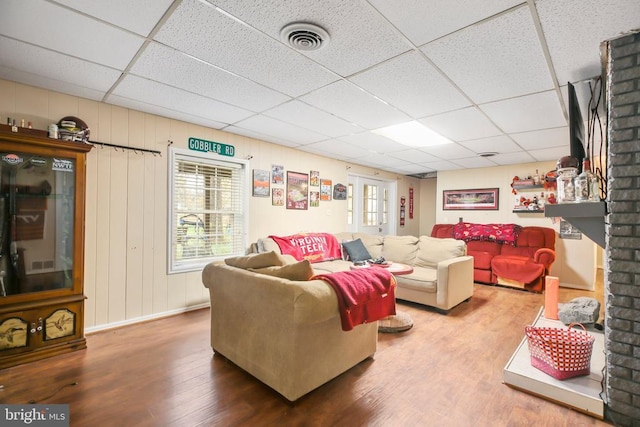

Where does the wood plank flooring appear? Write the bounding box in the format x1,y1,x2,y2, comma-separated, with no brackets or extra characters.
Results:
0,281,609,427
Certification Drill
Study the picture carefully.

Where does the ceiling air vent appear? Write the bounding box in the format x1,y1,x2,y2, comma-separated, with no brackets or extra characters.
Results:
478,152,498,157
280,22,330,51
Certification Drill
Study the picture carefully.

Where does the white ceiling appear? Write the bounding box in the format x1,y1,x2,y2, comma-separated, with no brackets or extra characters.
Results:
1,0,638,177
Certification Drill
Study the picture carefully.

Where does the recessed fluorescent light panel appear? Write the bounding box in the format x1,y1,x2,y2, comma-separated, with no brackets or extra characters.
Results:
372,121,453,148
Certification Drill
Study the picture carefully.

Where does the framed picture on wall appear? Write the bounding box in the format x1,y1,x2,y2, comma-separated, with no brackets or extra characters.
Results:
286,171,308,210
252,169,270,197
271,164,284,184
320,179,332,201
272,188,284,206
310,170,320,186
443,188,499,210
310,191,320,207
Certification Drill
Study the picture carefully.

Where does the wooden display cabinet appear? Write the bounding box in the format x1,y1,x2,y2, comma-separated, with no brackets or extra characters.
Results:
0,126,91,368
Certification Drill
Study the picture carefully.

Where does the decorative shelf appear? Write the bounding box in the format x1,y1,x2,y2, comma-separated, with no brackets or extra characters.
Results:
545,202,606,248
512,184,544,191
513,209,545,213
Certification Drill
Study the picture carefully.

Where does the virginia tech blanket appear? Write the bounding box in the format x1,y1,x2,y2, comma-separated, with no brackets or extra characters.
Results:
269,233,342,263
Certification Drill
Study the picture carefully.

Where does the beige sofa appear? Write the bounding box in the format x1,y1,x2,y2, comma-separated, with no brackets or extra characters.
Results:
258,232,474,312
201,252,378,402
201,233,473,401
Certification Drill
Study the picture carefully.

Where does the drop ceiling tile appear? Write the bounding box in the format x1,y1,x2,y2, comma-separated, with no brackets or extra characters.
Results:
489,151,537,165
387,149,440,163
338,132,409,154
459,135,523,154
130,42,290,112
210,0,411,77
361,153,411,167
348,51,470,118
369,0,523,46
451,156,498,169
224,125,300,148
479,90,567,133
299,81,411,129
420,160,464,171
536,0,640,85
52,0,174,36
394,164,437,174
420,143,477,160
108,94,227,129
298,140,370,159
421,6,554,103
529,146,569,162
263,100,363,137
154,0,338,97
231,115,328,145
0,0,144,70
110,75,254,124
419,107,502,141
0,36,121,93
510,127,568,150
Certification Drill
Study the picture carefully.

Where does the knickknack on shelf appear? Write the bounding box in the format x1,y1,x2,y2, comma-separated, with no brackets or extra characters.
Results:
511,171,557,213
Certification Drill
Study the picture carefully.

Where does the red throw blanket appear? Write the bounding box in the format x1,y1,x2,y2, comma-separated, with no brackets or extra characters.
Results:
453,222,522,246
269,233,342,263
312,268,396,331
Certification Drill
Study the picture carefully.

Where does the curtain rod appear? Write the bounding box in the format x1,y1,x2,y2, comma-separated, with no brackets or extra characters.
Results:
89,140,162,156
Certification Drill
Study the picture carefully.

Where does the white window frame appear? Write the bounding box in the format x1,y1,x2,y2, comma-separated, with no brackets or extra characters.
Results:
167,147,249,274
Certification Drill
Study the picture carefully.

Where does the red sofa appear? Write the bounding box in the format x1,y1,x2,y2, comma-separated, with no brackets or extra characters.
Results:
431,223,556,292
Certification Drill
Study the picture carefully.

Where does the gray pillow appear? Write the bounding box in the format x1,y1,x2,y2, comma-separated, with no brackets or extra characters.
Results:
342,238,372,262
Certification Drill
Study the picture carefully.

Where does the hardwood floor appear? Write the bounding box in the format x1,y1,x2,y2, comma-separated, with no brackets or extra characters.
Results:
1,281,609,427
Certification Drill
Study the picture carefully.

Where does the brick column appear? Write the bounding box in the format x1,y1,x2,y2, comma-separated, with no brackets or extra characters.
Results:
605,30,640,425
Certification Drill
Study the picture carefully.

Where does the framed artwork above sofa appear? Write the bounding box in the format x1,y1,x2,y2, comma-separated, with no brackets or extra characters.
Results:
443,188,499,210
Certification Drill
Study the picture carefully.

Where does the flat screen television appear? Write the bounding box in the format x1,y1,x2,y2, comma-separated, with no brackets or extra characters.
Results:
568,82,586,173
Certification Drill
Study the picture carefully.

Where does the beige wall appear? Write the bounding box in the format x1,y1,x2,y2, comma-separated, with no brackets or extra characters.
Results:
1,79,597,330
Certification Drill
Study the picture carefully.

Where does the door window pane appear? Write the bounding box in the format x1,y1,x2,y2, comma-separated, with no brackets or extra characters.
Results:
362,184,377,226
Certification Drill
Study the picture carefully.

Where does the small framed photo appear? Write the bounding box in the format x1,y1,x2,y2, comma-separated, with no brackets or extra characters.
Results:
252,169,270,197
271,164,284,185
320,179,332,201
310,191,320,207
272,188,284,206
310,170,320,186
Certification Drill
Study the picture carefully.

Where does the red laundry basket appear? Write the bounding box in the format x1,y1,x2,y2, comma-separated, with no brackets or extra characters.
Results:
524,323,595,380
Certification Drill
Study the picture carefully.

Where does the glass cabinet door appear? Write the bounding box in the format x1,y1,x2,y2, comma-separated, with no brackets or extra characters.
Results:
0,151,75,296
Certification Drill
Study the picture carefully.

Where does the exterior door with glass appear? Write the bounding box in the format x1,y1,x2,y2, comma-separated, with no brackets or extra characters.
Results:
348,176,395,236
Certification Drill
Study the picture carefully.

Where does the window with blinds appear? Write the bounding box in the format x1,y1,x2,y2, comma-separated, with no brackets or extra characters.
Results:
168,148,247,273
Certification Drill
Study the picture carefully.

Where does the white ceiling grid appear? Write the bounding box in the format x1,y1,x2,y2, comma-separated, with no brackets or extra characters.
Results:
0,0,638,177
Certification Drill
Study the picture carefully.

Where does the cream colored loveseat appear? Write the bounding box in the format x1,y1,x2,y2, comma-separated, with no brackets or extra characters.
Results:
201,252,378,402
258,232,474,312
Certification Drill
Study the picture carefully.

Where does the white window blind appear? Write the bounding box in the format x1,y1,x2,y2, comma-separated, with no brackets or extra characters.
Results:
168,148,247,273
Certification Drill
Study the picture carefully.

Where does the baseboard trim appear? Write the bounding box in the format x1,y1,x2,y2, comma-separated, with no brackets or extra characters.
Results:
85,303,210,335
